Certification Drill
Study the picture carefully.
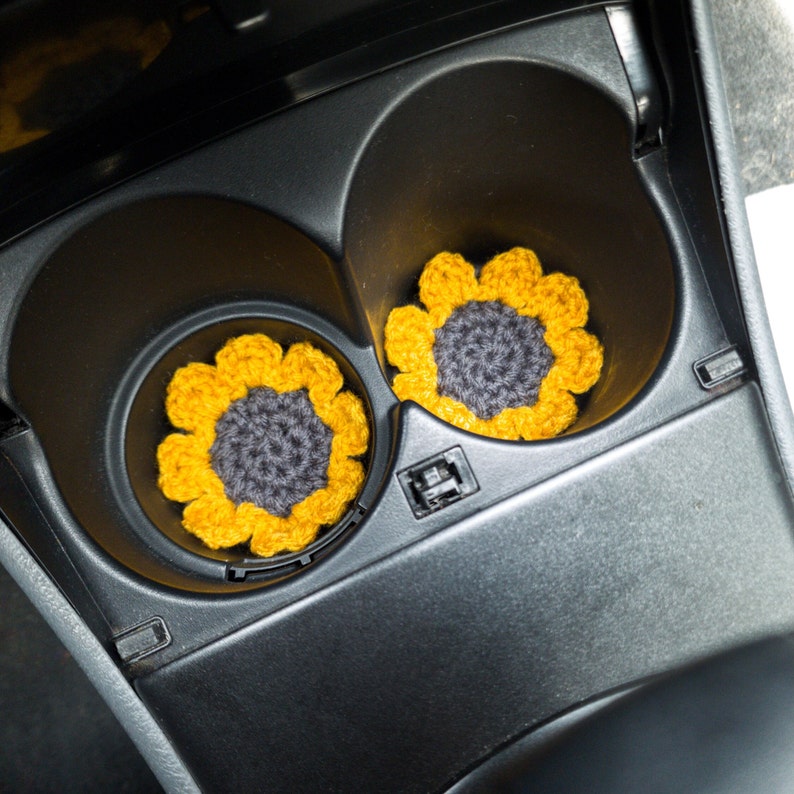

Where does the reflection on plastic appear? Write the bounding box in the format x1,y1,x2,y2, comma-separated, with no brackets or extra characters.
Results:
0,16,171,154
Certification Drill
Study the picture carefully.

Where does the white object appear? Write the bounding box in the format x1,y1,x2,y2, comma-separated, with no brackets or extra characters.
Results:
746,183,794,406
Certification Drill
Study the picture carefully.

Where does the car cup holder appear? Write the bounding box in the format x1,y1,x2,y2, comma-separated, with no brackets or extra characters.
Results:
8,58,677,592
345,60,676,437
7,198,394,591
117,307,379,580
1,8,758,791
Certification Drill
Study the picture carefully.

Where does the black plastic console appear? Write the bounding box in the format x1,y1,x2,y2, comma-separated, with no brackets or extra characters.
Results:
1,1,793,791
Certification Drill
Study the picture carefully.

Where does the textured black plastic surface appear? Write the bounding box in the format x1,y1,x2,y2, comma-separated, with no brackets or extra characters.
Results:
0,0,767,670
497,634,794,793
136,385,794,793
1,1,794,792
0,0,594,249
8,201,393,585
4,7,698,592
447,687,637,793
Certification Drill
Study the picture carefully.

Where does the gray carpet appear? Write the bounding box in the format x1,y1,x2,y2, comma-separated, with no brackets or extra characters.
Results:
0,564,162,792
711,0,794,195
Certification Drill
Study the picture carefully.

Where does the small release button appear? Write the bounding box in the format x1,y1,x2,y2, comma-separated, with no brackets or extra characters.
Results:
113,617,171,664
398,446,479,518
694,346,746,390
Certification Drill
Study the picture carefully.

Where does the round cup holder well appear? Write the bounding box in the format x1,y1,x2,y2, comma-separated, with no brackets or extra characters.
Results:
8,198,388,590
118,308,376,574
8,60,677,591
345,61,676,437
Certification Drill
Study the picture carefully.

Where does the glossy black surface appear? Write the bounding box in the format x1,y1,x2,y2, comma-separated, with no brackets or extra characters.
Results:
0,0,592,248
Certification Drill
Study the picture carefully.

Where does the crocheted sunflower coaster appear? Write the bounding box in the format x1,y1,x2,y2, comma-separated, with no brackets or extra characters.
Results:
157,333,369,557
384,247,603,440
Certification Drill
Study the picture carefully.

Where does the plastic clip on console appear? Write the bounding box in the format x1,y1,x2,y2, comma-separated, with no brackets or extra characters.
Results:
694,346,747,390
398,447,479,519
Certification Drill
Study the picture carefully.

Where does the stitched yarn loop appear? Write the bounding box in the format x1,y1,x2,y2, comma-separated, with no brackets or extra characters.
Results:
157,333,369,557
434,300,554,420
384,247,604,440
210,387,332,517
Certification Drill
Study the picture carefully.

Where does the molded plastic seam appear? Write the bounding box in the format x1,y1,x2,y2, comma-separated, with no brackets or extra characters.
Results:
689,0,794,491
0,518,200,794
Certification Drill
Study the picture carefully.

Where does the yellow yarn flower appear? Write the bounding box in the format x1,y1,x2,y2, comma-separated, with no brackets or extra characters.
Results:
157,334,369,557
384,248,603,440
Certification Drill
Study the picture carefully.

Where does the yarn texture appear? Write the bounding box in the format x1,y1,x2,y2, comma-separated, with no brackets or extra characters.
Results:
210,387,333,517
434,300,554,419
384,247,603,440
157,334,369,557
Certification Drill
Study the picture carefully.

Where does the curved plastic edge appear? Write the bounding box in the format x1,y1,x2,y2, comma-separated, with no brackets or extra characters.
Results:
444,685,639,792
0,518,200,794
689,0,794,490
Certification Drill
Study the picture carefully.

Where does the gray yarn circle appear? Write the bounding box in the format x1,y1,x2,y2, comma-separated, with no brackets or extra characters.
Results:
433,301,554,420
210,387,333,517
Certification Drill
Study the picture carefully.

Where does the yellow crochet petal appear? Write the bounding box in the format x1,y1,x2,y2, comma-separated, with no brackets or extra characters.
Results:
313,390,369,458
537,386,579,437
384,305,436,374
132,20,172,69
156,432,216,503
504,382,579,440
544,327,604,394
326,456,366,504
3,40,67,104
291,488,337,527
418,252,478,324
0,102,48,153
431,394,482,433
291,457,365,528
437,383,579,442
182,491,251,550
248,510,320,557
236,503,319,557
480,408,524,440
79,18,140,57
477,247,544,306
214,333,284,391
280,342,344,403
522,272,589,331
165,362,245,435
392,371,442,412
